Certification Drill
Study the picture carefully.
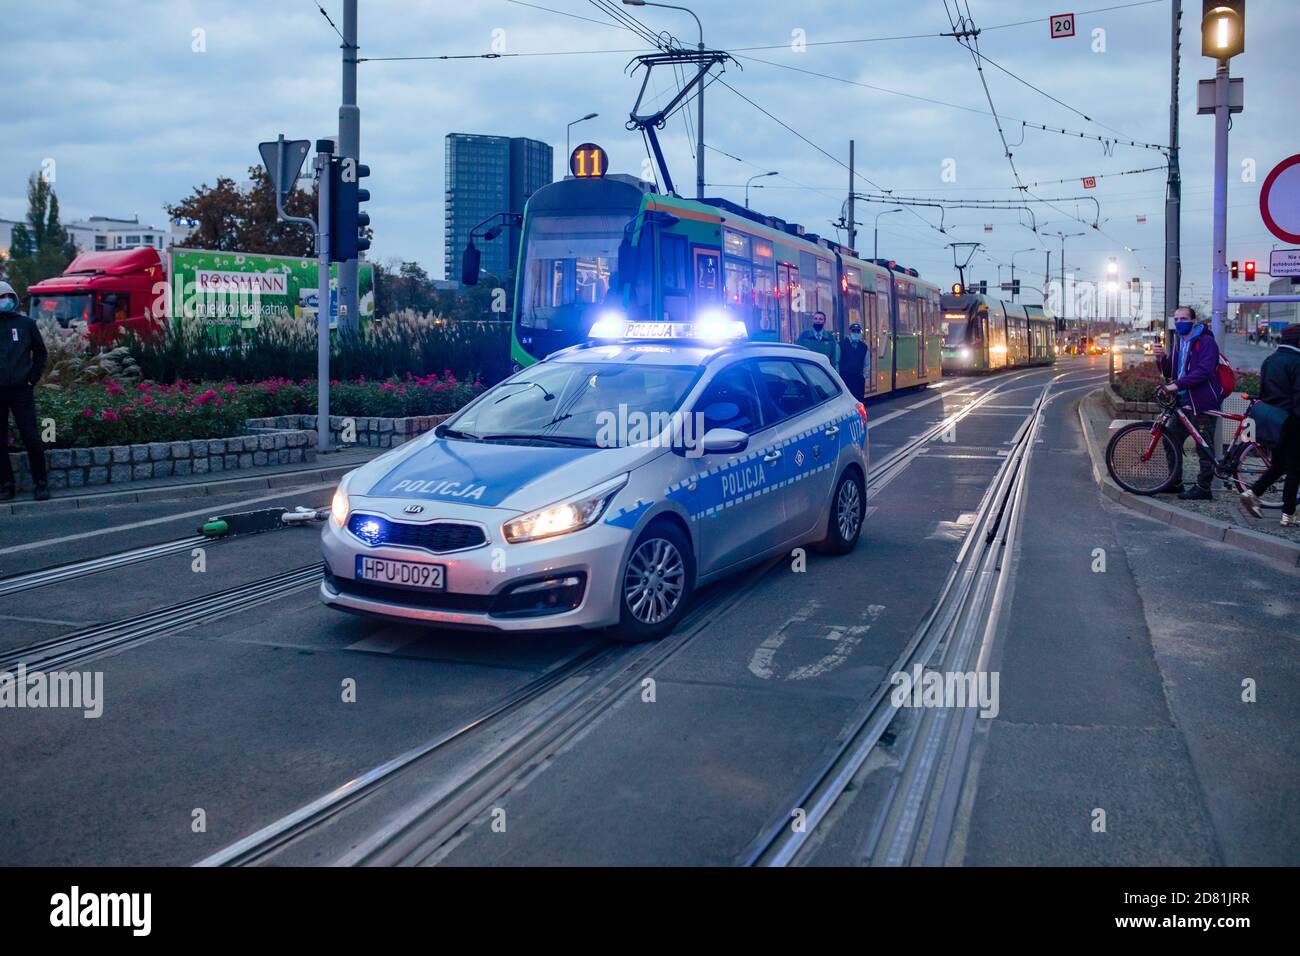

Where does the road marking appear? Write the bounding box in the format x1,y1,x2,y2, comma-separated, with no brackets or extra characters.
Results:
0,483,335,556
869,391,948,429
346,628,426,655
747,602,883,682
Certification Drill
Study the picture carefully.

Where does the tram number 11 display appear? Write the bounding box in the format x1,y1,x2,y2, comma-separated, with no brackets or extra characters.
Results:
570,143,608,179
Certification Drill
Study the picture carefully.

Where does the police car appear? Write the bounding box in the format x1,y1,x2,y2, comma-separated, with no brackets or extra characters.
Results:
321,317,869,642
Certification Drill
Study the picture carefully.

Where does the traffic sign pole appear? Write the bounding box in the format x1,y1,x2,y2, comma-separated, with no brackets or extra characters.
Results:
315,141,333,455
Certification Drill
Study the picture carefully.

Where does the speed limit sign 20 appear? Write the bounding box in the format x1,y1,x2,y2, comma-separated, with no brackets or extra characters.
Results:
1051,13,1076,39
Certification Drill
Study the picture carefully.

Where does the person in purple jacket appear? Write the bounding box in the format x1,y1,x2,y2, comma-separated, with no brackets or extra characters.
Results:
1152,306,1225,500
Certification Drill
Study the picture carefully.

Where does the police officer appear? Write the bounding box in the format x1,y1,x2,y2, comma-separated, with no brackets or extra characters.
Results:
838,321,869,401
796,311,839,366
0,280,50,501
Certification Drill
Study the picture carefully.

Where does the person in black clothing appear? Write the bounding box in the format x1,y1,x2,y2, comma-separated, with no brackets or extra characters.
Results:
1239,323,1300,525
838,321,869,402
0,280,50,501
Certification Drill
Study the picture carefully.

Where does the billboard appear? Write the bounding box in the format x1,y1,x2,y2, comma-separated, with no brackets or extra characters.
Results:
167,248,374,330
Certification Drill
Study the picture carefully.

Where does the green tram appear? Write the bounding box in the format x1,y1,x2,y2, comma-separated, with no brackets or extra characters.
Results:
939,293,1056,373
500,174,942,396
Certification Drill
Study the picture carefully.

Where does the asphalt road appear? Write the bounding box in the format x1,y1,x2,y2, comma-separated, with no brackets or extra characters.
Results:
1,353,1295,866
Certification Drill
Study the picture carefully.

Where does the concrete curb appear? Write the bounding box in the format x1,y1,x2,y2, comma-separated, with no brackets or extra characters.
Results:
1076,392,1300,569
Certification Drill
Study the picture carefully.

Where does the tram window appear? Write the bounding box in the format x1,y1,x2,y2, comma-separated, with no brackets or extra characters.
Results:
723,228,751,260
661,233,688,292
817,279,835,329
753,359,817,423
796,362,841,402
753,270,778,333
725,259,756,331
694,363,761,434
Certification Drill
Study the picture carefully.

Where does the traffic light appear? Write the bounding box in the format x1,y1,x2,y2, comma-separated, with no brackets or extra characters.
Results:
1231,260,1239,280
977,280,988,295
1010,279,1021,297
1244,259,1256,281
329,156,371,262
1202,2,1245,60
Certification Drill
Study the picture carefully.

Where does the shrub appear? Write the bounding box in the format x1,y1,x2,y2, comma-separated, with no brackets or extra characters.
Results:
1111,361,1259,403
120,312,512,387
35,320,141,388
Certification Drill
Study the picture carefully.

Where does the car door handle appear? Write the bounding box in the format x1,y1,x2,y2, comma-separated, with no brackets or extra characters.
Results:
825,425,840,438
763,450,783,463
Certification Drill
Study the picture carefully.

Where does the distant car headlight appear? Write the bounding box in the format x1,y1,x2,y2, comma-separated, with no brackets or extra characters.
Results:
331,487,350,526
502,475,628,544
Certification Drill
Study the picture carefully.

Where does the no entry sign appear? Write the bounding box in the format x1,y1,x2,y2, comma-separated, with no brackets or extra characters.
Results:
1260,154,1300,245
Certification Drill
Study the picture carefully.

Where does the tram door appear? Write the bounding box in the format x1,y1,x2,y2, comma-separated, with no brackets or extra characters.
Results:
863,286,883,395
777,263,800,343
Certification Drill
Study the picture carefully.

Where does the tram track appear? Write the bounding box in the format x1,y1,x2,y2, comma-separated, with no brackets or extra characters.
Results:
0,535,208,598
195,366,1087,867
0,563,323,673
740,369,1104,867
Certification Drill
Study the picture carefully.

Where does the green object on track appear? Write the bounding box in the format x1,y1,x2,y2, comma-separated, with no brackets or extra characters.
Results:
200,519,230,538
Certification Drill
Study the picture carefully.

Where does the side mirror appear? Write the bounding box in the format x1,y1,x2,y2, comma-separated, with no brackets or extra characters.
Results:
461,241,481,286
700,428,749,455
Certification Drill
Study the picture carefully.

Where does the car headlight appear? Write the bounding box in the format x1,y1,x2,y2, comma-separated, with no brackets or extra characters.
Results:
331,487,350,526
502,475,628,544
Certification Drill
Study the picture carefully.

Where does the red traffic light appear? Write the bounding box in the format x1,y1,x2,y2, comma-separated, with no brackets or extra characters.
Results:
1244,260,1256,281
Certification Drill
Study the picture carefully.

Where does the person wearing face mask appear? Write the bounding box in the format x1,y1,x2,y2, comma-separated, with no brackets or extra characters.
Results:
1152,305,1224,500
796,311,839,367
0,280,50,501
838,322,869,402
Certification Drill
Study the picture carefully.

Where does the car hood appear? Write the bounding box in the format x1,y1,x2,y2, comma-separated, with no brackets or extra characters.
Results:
352,432,661,513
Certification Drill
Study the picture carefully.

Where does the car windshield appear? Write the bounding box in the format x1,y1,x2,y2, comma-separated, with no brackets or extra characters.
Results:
445,361,698,447
518,212,629,336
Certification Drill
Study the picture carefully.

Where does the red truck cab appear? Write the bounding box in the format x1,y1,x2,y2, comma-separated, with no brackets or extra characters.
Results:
27,247,167,345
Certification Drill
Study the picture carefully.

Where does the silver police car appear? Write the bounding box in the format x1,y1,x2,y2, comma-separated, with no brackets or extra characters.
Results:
321,320,869,642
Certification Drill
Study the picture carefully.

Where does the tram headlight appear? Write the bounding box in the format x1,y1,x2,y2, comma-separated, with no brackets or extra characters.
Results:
960,347,972,361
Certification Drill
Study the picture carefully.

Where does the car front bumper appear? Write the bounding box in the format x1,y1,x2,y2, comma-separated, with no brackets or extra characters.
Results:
319,498,631,632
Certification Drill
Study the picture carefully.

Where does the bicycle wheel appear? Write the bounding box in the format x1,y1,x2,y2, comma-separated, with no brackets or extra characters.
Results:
1230,443,1285,509
1106,422,1181,495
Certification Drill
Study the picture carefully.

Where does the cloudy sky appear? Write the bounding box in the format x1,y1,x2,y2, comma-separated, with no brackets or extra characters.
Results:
6,0,1296,306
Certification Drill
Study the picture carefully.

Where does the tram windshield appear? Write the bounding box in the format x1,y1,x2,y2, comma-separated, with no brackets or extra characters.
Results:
942,314,973,346
518,211,631,338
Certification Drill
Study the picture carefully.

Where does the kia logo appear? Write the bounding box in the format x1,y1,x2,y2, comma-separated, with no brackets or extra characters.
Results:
403,504,424,514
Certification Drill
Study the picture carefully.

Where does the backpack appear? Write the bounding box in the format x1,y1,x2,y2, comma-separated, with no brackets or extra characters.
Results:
1216,353,1236,397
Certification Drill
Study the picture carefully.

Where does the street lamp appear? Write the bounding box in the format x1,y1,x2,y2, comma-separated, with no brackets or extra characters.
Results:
1201,1,1246,342
745,170,778,209
874,208,903,261
1107,257,1120,382
566,112,598,168
1010,248,1037,301
624,0,705,200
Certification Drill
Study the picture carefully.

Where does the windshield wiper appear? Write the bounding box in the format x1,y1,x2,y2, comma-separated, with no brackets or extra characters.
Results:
437,427,480,441
478,434,598,447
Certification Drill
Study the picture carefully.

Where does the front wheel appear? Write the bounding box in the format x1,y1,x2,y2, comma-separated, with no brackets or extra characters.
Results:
611,521,695,644
818,469,865,555
1106,422,1181,495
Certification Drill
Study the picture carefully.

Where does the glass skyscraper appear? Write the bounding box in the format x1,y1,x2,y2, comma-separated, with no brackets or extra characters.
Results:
444,133,553,284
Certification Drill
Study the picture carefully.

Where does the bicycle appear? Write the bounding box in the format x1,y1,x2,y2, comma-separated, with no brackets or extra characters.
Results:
1104,385,1284,508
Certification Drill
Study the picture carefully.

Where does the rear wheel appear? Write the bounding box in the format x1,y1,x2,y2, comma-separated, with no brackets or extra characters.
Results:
611,521,694,643
818,469,865,555
1106,422,1181,495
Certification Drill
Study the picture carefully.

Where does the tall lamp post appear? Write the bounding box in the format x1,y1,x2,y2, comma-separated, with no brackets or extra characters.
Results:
745,170,778,208
566,112,598,166
624,0,705,200
1010,248,1037,301
874,208,903,261
1107,257,1120,383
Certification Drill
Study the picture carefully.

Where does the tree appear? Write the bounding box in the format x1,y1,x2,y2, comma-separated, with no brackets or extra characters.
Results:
3,173,78,299
374,259,439,316
166,165,316,256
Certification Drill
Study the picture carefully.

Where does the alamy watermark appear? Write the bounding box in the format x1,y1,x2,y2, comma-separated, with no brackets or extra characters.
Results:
595,405,709,458
890,664,1000,719
0,664,103,718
